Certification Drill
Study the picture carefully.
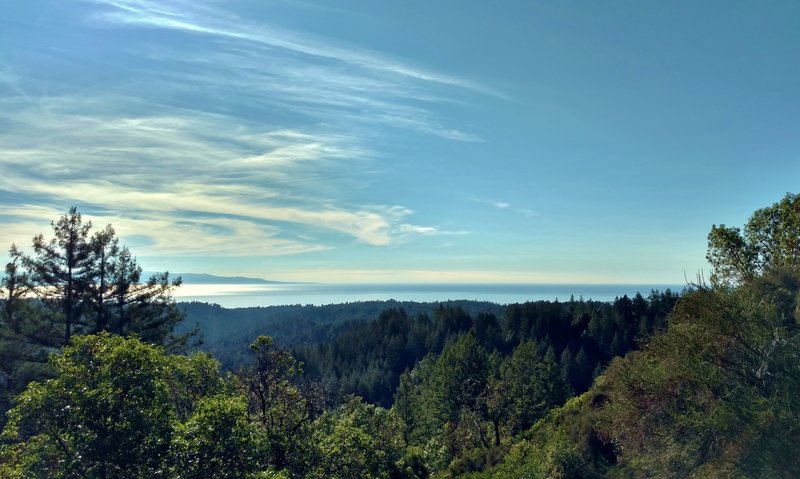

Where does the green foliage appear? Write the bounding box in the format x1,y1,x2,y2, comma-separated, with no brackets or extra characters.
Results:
0,250,47,422
295,306,482,407
168,351,233,420
432,333,489,425
4,196,798,478
445,444,509,478
397,446,430,479
308,396,406,479
480,431,581,479
410,333,495,465
0,333,239,478
707,192,800,285
379,291,675,477
180,300,504,372
463,393,614,479
0,209,188,427
169,395,262,479
292,293,677,412
395,355,438,446
13,208,184,345
237,335,324,473
0,277,680,478
597,270,800,477
500,342,568,435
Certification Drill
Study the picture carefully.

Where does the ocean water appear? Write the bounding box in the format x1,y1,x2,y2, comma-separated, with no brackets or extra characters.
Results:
172,283,685,308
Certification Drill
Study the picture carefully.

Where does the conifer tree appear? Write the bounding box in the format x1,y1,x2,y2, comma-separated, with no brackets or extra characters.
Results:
7,208,184,347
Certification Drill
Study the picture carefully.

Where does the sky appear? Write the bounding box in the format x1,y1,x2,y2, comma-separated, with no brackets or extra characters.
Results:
1,0,798,284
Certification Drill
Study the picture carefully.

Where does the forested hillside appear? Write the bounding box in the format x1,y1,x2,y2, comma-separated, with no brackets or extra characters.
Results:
2,194,799,478
178,300,505,369
293,293,678,407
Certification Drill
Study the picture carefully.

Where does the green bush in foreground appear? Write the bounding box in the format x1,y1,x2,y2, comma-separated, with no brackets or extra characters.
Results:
0,333,257,479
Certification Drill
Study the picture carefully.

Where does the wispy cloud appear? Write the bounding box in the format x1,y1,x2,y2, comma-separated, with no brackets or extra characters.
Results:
0,0,495,262
482,200,539,217
0,94,433,254
80,0,492,142
84,0,500,96
398,224,439,235
397,223,470,237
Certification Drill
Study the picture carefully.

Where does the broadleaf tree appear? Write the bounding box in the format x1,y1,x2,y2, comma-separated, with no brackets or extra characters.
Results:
707,192,800,286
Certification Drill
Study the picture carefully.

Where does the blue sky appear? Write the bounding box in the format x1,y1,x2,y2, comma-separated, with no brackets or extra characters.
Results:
1,0,798,283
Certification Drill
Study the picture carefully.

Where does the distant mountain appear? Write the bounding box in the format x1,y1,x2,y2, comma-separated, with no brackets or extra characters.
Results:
145,272,292,284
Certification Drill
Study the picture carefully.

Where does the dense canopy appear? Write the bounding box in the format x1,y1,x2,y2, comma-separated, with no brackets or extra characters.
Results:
2,195,800,477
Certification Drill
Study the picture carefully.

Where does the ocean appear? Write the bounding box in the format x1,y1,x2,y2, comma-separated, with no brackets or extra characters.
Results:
172,283,685,308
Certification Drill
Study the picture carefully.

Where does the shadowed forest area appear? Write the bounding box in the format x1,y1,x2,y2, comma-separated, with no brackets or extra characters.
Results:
1,194,799,478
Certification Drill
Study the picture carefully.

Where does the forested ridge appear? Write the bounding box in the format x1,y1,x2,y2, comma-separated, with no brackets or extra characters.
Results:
292,293,678,408
177,300,506,370
1,193,799,478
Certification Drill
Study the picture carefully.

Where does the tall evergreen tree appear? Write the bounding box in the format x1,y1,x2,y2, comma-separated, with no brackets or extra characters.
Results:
23,207,94,344
9,208,185,347
502,342,568,435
